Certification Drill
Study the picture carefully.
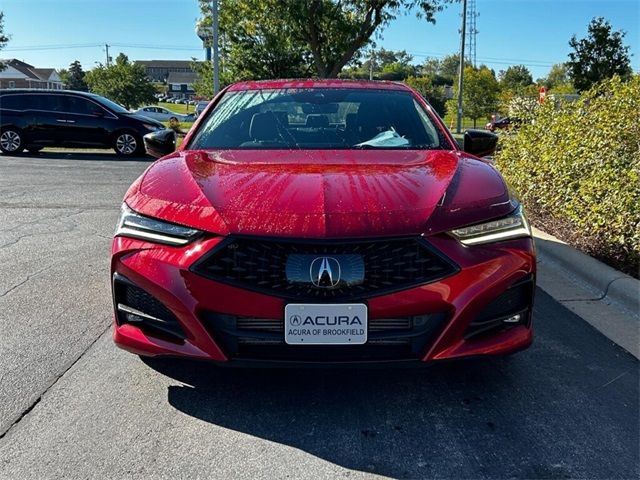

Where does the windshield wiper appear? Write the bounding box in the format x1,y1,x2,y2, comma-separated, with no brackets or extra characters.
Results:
351,144,436,150
352,144,379,149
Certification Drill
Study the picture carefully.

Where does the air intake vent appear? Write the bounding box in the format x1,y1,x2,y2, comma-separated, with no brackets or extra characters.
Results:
465,275,534,339
202,311,448,362
112,274,185,342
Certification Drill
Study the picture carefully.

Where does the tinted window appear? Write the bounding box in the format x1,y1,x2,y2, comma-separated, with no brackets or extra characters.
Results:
34,94,65,111
39,95,64,112
0,94,24,110
189,88,451,150
63,96,99,115
88,94,129,114
0,94,67,111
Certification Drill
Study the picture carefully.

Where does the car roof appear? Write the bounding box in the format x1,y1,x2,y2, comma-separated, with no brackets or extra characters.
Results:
226,79,413,92
0,89,96,97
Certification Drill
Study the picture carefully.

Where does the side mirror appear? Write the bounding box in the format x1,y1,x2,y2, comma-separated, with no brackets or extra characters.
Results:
463,129,498,157
143,129,176,158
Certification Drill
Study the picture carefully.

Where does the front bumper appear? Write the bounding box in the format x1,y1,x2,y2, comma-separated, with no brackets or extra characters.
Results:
111,234,535,364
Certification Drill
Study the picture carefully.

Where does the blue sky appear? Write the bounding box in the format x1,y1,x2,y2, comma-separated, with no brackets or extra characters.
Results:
2,0,638,80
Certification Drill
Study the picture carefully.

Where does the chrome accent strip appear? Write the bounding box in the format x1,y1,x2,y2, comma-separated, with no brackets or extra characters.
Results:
117,303,170,324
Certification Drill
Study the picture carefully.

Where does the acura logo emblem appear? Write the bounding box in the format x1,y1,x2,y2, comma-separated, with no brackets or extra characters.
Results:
310,257,341,288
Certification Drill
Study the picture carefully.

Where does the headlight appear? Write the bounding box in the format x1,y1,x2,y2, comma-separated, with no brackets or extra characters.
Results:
142,123,161,131
114,204,202,246
449,204,531,246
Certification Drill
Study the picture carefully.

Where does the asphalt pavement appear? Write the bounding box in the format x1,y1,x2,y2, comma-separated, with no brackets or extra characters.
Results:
0,151,638,479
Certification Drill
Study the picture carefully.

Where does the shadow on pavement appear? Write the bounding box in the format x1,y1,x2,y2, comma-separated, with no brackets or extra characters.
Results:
20,150,152,162
141,286,639,479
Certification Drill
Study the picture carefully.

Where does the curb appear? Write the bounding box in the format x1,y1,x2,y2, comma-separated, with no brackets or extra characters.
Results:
532,228,639,315
533,227,639,358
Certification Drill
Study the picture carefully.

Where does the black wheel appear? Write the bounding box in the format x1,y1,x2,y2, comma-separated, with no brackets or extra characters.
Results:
27,147,43,154
113,131,143,157
0,128,25,155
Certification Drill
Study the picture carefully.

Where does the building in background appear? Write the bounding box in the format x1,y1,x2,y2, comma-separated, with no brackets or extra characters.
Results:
0,59,64,89
166,72,198,99
135,60,193,82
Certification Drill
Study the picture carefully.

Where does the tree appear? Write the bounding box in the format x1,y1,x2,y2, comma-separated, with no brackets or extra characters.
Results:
567,17,632,92
539,63,575,94
66,60,88,91
199,0,455,78
447,65,499,127
499,65,533,92
542,63,570,90
191,59,236,98
341,48,417,80
85,54,155,109
421,57,441,77
58,69,69,86
404,75,447,115
438,53,467,81
218,0,312,80
419,54,470,86
0,12,9,71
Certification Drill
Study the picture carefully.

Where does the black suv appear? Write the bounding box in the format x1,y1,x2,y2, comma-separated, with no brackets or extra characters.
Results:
0,90,165,156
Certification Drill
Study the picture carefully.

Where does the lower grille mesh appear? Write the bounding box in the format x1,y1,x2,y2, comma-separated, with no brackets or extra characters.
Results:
202,311,448,362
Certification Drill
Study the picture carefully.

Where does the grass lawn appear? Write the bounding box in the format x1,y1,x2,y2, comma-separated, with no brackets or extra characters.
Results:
161,121,194,131
157,102,194,115
442,115,489,130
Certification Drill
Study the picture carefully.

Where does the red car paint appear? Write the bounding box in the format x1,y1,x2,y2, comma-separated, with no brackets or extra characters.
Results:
111,80,535,364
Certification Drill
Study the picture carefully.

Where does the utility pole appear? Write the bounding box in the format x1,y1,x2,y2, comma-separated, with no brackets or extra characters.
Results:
105,44,110,67
456,0,467,134
212,0,220,95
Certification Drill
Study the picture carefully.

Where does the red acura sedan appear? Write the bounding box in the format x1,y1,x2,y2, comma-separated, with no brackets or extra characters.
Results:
111,79,535,365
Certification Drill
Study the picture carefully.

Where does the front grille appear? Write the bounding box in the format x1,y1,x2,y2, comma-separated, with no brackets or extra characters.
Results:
191,236,458,300
202,311,448,362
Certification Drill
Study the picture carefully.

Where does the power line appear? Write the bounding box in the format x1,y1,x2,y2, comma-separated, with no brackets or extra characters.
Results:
407,50,556,67
110,43,201,51
3,43,102,52
3,43,201,52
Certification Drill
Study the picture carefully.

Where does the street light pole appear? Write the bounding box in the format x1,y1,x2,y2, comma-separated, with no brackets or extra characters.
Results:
456,0,467,134
212,0,220,95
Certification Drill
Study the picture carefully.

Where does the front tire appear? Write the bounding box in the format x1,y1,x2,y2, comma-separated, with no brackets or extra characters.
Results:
113,132,143,157
0,128,25,155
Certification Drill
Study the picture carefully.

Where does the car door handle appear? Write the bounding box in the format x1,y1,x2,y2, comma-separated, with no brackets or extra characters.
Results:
56,119,67,123
65,120,76,124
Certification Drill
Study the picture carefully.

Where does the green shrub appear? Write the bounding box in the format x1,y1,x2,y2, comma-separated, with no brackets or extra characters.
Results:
496,75,640,276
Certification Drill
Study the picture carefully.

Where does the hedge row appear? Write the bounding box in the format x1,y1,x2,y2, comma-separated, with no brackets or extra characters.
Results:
496,75,640,277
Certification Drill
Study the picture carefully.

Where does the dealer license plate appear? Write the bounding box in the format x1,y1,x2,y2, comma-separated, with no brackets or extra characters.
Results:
284,303,368,345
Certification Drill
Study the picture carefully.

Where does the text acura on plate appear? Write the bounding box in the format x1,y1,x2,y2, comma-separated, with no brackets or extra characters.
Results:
110,79,536,365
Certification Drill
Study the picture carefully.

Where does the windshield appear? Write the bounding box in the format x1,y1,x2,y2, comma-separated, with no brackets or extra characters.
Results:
90,94,130,114
188,88,452,150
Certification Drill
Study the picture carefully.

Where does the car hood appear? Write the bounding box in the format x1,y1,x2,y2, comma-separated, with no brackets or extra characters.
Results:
125,113,164,127
126,149,513,238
